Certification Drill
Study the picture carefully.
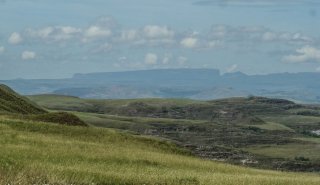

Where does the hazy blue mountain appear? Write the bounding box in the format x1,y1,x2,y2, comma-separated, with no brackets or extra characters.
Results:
1,68,320,103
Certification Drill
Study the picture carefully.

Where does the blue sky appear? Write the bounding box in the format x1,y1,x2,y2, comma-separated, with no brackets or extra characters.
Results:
0,0,320,79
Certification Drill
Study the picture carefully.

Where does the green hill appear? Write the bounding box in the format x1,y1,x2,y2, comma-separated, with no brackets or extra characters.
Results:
29,94,320,172
0,84,46,114
0,84,86,126
0,116,319,185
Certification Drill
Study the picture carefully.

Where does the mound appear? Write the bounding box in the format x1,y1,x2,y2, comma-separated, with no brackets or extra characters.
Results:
0,84,46,114
28,112,88,127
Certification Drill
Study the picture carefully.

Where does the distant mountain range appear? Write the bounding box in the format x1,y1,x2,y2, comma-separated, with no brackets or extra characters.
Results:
1,68,320,103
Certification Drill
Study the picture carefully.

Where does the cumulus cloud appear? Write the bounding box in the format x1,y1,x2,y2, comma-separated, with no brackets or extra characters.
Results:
8,32,23,44
0,46,4,54
180,37,198,48
6,17,317,58
84,26,112,39
21,51,36,60
120,29,138,41
117,26,176,46
208,25,313,44
283,46,320,63
226,64,238,73
143,25,174,39
23,17,114,43
26,26,82,41
144,53,158,65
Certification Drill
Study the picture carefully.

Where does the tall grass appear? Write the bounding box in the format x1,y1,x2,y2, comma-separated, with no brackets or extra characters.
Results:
0,116,319,185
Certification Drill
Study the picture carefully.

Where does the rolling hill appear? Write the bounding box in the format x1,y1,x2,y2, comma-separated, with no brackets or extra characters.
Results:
0,84,46,114
0,108,319,184
29,94,320,172
0,84,86,126
1,85,320,184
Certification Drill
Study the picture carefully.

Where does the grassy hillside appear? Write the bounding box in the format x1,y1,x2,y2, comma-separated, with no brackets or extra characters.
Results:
0,84,46,114
1,115,320,185
29,94,320,171
0,84,87,127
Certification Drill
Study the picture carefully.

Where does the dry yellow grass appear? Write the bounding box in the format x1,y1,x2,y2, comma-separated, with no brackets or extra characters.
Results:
1,116,319,185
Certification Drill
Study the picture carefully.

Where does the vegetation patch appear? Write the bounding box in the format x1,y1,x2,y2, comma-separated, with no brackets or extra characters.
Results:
27,112,88,127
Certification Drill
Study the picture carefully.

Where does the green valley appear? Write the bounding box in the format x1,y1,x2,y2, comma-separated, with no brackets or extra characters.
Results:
28,94,320,172
1,84,320,184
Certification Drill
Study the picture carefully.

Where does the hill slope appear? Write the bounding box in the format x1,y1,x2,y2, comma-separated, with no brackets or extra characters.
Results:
0,84,46,114
1,116,319,185
29,94,320,172
0,84,87,126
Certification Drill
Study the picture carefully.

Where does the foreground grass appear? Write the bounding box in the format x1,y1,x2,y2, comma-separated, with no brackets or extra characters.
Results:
1,116,320,185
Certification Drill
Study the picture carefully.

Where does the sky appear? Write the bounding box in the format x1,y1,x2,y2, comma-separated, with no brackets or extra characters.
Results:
0,0,320,79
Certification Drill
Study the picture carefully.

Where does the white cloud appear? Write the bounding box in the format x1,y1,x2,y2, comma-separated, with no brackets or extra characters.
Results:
84,26,112,38
21,51,36,60
180,37,198,48
144,53,158,65
118,26,175,46
8,32,23,44
30,27,54,39
60,26,81,35
226,64,238,73
0,46,4,54
283,46,320,63
26,26,82,41
208,25,313,44
120,29,138,41
177,56,188,65
143,25,174,38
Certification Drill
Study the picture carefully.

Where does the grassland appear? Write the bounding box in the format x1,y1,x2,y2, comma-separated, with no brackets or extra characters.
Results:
1,115,320,185
28,94,320,172
1,85,320,184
